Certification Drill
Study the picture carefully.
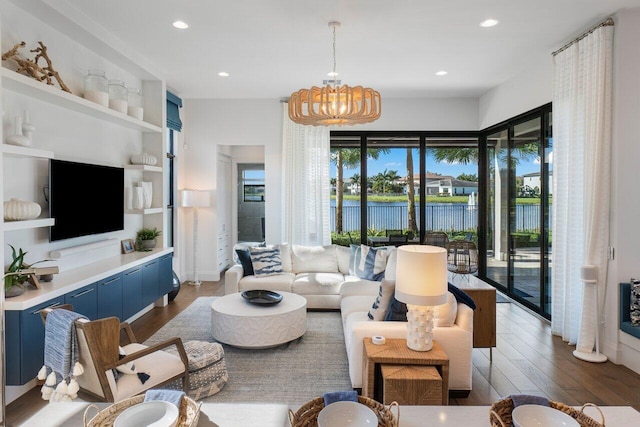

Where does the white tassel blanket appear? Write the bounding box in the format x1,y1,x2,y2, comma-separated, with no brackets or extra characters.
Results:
38,309,87,401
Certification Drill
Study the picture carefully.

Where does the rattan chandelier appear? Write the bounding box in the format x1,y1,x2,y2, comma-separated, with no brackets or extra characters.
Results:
288,21,381,126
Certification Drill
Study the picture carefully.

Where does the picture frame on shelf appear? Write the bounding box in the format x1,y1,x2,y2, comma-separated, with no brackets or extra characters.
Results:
121,239,134,254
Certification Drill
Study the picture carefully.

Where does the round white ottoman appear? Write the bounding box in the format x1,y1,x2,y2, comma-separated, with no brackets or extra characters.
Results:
211,291,307,348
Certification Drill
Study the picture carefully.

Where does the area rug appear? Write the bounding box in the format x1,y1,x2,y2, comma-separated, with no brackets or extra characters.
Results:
144,297,352,404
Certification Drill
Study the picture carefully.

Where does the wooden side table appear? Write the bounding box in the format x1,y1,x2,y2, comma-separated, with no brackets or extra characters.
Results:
456,277,497,358
362,338,449,405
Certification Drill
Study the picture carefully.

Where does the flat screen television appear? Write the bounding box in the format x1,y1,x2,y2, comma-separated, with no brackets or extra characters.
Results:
49,159,124,241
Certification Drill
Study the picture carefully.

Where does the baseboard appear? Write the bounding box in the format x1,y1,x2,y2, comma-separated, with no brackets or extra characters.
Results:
450,390,471,398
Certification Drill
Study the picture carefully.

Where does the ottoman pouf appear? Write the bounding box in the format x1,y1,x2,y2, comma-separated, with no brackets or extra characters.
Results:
166,340,228,399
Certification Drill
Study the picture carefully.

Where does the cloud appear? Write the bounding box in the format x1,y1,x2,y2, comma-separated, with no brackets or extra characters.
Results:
385,162,402,167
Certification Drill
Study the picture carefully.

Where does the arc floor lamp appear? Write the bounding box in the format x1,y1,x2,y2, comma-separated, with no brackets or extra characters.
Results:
180,189,211,286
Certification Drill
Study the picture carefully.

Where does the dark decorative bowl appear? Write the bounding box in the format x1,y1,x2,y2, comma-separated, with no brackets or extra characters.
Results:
241,290,283,306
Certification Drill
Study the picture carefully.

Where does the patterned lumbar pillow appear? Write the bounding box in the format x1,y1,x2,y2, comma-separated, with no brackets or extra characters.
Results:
631,278,640,326
249,247,284,277
114,346,150,384
368,279,395,321
349,244,388,281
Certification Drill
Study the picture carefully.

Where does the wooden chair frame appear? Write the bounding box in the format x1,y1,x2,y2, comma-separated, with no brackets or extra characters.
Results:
40,305,189,402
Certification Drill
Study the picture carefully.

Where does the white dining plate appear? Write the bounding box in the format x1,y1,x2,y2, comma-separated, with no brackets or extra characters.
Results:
512,404,580,427
114,401,179,427
317,401,378,427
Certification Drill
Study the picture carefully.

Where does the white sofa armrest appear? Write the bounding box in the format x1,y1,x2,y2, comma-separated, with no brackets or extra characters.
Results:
224,264,243,294
455,303,474,333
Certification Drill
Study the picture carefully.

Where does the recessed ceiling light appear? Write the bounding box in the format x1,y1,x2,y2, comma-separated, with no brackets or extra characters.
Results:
173,20,189,29
435,70,448,76
218,72,229,77
480,19,499,28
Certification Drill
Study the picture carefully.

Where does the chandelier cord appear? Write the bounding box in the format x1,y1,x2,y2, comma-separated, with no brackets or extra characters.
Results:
332,23,337,88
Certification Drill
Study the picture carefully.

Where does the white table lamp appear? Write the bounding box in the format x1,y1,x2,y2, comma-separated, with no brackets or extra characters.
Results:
395,245,448,351
180,189,211,286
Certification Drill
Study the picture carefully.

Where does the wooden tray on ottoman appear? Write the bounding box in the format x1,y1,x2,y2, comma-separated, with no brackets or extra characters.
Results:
489,398,605,427
289,396,398,427
83,394,201,427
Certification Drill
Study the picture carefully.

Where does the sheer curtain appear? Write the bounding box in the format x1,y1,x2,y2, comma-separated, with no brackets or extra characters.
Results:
551,22,613,350
281,104,331,246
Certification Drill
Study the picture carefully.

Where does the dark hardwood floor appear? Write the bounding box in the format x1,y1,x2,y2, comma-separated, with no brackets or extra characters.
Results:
6,278,640,425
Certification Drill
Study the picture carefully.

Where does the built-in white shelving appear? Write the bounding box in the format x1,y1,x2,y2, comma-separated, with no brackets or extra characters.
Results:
1,69,162,134
125,208,163,215
3,218,54,231
123,164,162,173
1,144,54,159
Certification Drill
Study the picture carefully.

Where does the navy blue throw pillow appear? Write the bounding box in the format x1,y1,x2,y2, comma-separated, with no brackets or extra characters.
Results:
448,283,477,310
235,248,255,277
383,296,408,321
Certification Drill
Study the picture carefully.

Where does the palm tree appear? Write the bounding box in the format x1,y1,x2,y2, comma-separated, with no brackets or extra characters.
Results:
350,173,361,194
406,148,417,233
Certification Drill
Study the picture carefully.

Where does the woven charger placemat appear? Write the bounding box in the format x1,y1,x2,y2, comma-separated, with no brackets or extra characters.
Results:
489,398,605,427
83,394,201,427
289,396,398,427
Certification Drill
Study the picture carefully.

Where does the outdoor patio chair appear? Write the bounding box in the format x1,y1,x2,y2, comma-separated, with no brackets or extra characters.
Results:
385,229,403,237
423,231,449,248
40,305,189,402
388,234,409,246
446,240,479,281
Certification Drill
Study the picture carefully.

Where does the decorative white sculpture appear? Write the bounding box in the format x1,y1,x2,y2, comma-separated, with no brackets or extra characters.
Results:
4,198,41,221
130,153,157,166
6,116,31,147
141,181,152,209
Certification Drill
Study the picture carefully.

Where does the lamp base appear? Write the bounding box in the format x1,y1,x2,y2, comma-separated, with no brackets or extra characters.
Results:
405,304,434,352
573,349,607,363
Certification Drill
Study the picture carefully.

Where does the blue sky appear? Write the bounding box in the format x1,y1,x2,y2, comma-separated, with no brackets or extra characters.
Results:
332,149,541,180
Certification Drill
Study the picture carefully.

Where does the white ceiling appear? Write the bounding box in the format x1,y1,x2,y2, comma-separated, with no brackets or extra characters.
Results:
65,0,640,100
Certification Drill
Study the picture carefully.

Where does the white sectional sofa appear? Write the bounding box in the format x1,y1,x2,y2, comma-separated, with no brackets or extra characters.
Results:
224,243,473,394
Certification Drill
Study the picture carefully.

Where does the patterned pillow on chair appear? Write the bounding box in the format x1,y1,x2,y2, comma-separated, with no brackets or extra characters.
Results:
249,247,284,277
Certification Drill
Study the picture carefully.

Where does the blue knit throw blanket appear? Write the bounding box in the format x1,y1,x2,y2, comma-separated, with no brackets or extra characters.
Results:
39,309,87,401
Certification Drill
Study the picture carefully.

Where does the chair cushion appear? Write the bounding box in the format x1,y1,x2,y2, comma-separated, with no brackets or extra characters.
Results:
109,343,186,402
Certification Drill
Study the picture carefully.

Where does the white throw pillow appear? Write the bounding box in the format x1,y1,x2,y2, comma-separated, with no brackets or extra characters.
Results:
250,247,284,277
336,245,351,275
277,243,292,272
368,279,395,321
384,247,397,281
291,245,338,273
433,292,458,327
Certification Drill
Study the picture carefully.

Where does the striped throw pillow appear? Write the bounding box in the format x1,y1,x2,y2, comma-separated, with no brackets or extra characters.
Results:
249,247,284,277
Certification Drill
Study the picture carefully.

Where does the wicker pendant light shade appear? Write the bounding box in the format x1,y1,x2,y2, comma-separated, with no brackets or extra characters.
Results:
288,22,381,127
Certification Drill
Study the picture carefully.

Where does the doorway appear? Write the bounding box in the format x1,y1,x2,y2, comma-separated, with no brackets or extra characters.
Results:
237,163,265,242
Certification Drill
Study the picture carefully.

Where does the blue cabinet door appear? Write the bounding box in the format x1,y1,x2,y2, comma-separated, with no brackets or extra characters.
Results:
97,273,123,320
159,254,173,295
64,283,98,320
122,266,143,320
8,297,65,385
142,259,159,306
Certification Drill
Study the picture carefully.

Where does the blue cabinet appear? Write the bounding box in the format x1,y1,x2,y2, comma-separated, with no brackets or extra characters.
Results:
6,297,65,385
159,254,174,295
97,273,123,320
122,266,143,320
142,259,159,306
64,283,98,320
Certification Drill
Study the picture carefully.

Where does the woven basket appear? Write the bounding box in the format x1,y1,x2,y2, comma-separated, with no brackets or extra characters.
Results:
83,394,202,427
289,396,399,427
489,398,605,427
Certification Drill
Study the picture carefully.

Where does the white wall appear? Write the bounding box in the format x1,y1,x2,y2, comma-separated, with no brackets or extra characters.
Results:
179,97,478,281
478,61,553,129
609,8,640,372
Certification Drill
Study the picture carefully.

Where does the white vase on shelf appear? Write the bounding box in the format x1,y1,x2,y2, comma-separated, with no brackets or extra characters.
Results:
22,110,35,142
132,187,144,210
6,116,31,147
141,181,153,209
130,153,157,166
3,198,41,221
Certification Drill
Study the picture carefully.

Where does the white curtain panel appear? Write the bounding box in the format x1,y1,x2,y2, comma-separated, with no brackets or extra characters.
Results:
551,23,613,349
281,104,331,246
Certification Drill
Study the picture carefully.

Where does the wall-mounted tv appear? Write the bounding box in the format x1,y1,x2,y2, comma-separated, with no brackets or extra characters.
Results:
49,159,124,242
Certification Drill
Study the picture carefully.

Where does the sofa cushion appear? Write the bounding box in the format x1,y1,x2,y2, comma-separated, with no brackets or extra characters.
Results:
250,247,284,277
291,245,338,273
340,277,381,298
238,273,295,293
336,245,351,275
367,279,395,321
277,243,292,272
384,292,457,327
349,245,388,281
384,247,398,280
293,273,344,296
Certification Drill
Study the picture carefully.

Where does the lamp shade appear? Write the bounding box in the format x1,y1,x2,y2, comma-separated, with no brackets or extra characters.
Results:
395,245,448,306
180,190,211,208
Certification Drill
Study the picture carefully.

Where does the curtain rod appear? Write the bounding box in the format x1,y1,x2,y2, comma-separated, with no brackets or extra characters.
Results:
552,17,614,56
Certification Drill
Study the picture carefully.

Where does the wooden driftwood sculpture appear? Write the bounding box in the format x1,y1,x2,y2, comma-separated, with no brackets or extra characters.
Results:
1,41,71,93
